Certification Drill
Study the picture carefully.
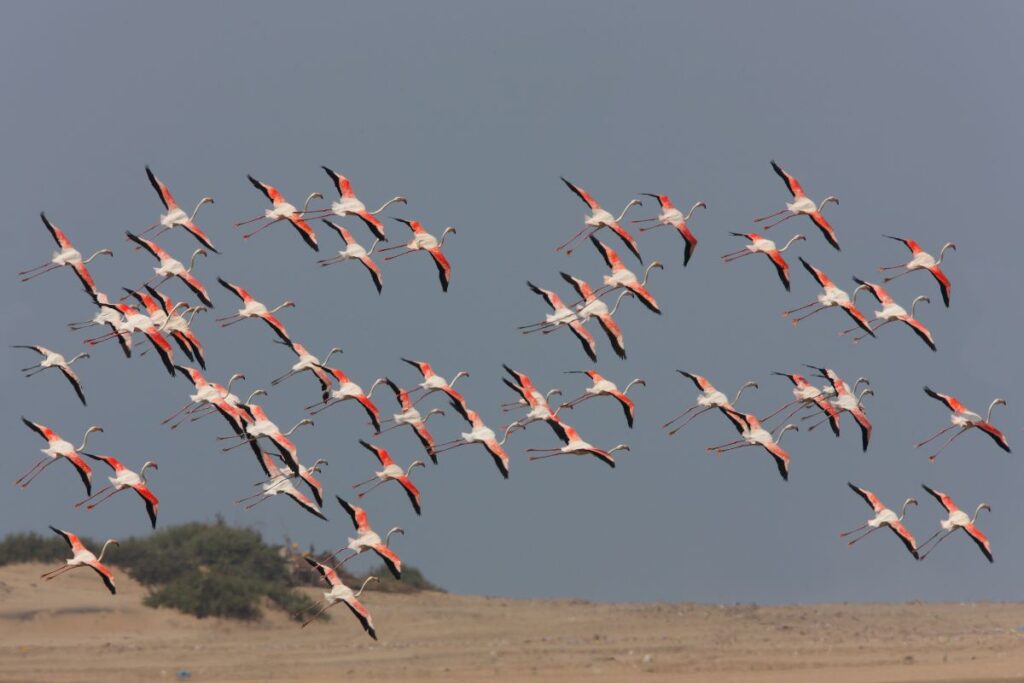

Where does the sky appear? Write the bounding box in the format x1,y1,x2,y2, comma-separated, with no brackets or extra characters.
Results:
1,2,1022,605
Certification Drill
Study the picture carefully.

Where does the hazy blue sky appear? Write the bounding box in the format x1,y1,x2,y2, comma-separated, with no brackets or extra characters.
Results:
2,2,1021,604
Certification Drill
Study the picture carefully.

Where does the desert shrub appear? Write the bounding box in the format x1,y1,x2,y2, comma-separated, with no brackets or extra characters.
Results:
0,532,87,566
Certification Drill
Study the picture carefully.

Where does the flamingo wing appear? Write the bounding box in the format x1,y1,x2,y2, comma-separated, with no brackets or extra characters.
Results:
678,225,698,267
125,231,165,261
247,175,285,205
963,524,994,563
359,256,384,294
928,266,952,308
335,495,370,533
259,313,294,347
427,247,452,292
354,211,386,241
286,215,319,251
526,281,566,312
766,251,792,291
40,213,74,250
143,328,177,377
883,234,923,255
216,278,253,304
355,395,383,434
86,560,117,595
343,597,378,640
808,212,840,250
589,235,622,271
770,160,805,198
321,166,355,199
55,365,87,406
762,443,790,481
396,476,422,515
976,421,1011,453
798,257,833,289
322,219,354,245
559,271,593,300
145,166,177,210
813,396,842,437
560,177,600,209
49,526,87,554
849,407,873,452
304,556,342,587
840,302,876,338
887,521,919,559
177,220,218,253
483,441,511,479
70,263,101,297
359,439,394,468
847,483,886,513
133,484,160,528
851,278,892,306
372,544,402,580
411,423,438,464
626,283,661,314
921,485,959,514
176,270,213,307
607,222,643,262
595,315,627,359
676,371,713,392
902,318,937,352
922,387,967,414
284,486,328,521
613,392,636,429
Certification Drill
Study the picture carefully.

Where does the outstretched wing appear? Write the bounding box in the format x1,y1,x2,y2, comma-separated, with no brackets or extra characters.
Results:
770,160,805,198
847,483,885,513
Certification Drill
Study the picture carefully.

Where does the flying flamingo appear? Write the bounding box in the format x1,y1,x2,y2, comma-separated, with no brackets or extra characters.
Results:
756,160,840,250
251,450,328,507
378,219,456,291
271,342,341,401
556,177,643,260
141,285,207,369
300,558,379,638
76,455,159,528
845,279,936,351
221,392,314,474
139,166,217,251
330,496,404,579
317,220,384,293
841,484,919,559
586,236,664,314
306,366,385,433
879,236,956,307
235,451,326,520
918,486,993,562
501,365,569,442
68,291,132,358
20,213,112,297
782,258,875,337
17,419,101,494
707,412,797,481
559,273,635,359
352,440,425,515
84,301,178,376
42,527,118,594
663,371,758,436
432,407,516,479
722,232,806,291
761,371,840,437
527,423,628,468
519,281,597,362
125,232,212,306
559,370,645,428
917,387,1010,461
401,358,469,413
301,166,407,241
804,366,873,451
633,194,706,266
164,367,247,431
376,378,445,462
216,278,296,346
236,175,321,251
13,345,89,405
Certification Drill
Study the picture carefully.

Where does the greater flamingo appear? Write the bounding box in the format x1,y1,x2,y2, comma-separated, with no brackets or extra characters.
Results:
235,451,326,520
782,258,874,337
917,387,1010,460
300,558,379,638
501,365,570,442
633,194,706,265
559,272,634,359
756,160,840,250
520,281,597,362
68,291,132,358
401,358,469,414
42,527,118,594
125,232,212,306
586,236,663,314
84,301,178,376
527,423,628,468
559,370,645,428
353,440,425,514
846,279,936,351
331,496,404,579
77,455,159,528
20,213,112,297
919,486,993,562
13,345,89,405
306,366,385,433
236,175,320,250
879,236,956,307
557,177,643,260
379,219,456,292
216,278,296,346
805,367,873,451
376,378,445,462
761,371,840,437
722,232,806,291
317,220,384,293
841,484,919,559
663,371,758,436
707,412,797,481
302,166,407,241
17,419,101,495
432,407,516,479
271,342,341,401
140,165,217,251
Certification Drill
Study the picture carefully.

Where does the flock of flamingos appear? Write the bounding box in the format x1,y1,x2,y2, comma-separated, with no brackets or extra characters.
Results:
13,161,1011,639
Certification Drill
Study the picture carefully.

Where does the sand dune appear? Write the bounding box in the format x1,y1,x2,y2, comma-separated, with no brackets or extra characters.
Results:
1,563,1023,682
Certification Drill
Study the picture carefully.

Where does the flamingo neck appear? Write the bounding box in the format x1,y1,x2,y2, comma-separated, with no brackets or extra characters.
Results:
373,197,404,214
97,540,117,562
684,202,706,220
609,290,631,315
367,238,381,256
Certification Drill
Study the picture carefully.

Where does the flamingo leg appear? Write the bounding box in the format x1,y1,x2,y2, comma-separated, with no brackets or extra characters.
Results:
271,370,298,385
791,307,828,325
383,249,416,261
711,443,751,454
916,528,947,551
432,441,469,454
351,476,378,489
914,425,956,448
721,251,754,262
759,400,801,423
927,428,969,462
18,261,57,275
852,320,891,342
555,225,597,253
882,269,914,283
662,404,701,428
776,403,813,428
42,564,75,580
630,217,660,224
86,487,123,510
235,490,267,504
877,264,907,272
760,213,797,230
308,400,339,415
356,480,388,498
839,523,869,538
14,457,50,485
667,407,713,435
22,366,47,377
162,401,198,425
244,495,274,510
75,485,114,507
301,601,336,628
782,301,818,316
222,439,256,452
19,458,58,487
20,265,61,281
219,317,248,328
753,208,789,223
233,214,269,228
528,452,566,461
846,526,880,546
918,530,955,560
242,218,282,240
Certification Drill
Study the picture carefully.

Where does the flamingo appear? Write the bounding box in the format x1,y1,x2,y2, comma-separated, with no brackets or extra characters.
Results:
432,407,516,479
84,301,178,376
252,457,328,508
559,370,645,428
918,486,993,562
379,219,456,291
707,412,797,481
17,419,101,494
559,273,635,359
782,258,875,337
165,368,248,431
216,278,295,346
804,367,873,451
301,166,407,241
76,455,159,528
306,366,385,433
586,236,664,314
760,371,840,438
141,285,207,369
270,342,341,401
13,345,89,405
722,232,806,291
331,496,404,579
139,166,217,251
376,378,445,462
317,220,384,294
663,371,758,436
756,160,840,250
917,387,1010,461
125,232,212,306
527,423,628,468
222,392,314,474
841,484,919,559
20,213,112,297
235,451,326,520
879,236,956,307
68,291,132,358
401,358,469,413
556,177,643,260
501,365,570,442
520,281,597,362
353,440,425,514
300,558,379,638
845,279,936,351
633,194,706,265
235,175,320,250
42,527,118,594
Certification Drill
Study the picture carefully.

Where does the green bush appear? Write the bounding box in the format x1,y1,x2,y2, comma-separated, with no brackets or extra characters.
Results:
0,532,85,567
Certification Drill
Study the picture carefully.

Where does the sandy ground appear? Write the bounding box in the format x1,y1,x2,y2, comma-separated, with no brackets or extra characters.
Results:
2,563,1024,682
